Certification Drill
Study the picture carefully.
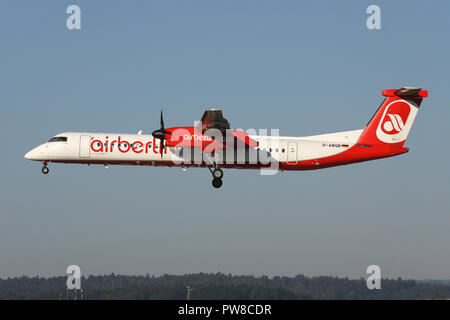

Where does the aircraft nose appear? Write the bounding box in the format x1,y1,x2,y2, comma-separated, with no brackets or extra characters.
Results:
24,149,37,160
24,147,43,160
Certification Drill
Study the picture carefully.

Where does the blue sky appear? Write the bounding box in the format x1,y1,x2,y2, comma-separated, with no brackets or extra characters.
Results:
0,1,449,279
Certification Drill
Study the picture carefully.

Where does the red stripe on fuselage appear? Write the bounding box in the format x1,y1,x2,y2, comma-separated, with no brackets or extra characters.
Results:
280,143,408,170
51,144,408,170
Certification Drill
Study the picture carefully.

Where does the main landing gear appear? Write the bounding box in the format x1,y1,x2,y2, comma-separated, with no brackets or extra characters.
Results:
41,161,49,175
210,167,224,189
204,152,224,188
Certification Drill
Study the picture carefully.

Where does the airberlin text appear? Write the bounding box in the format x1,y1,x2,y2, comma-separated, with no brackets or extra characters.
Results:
90,136,166,155
182,134,213,142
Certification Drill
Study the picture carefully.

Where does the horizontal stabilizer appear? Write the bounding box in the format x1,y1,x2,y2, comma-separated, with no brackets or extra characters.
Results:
382,87,428,98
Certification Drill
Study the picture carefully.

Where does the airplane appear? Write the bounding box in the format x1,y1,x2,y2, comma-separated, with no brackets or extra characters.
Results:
24,87,428,188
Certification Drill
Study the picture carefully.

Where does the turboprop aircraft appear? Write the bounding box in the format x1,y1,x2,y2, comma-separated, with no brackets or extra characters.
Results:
24,87,428,188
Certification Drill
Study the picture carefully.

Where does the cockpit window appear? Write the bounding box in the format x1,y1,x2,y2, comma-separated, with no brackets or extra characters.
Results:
48,137,67,142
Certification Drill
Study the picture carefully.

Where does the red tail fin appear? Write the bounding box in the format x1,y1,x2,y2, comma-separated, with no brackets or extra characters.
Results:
357,87,428,147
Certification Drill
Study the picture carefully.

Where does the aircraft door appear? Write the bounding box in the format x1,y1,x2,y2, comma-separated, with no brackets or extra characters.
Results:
79,135,91,158
287,142,298,164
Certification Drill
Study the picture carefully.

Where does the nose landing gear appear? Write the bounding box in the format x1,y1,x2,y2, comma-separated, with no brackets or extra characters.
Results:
41,162,49,175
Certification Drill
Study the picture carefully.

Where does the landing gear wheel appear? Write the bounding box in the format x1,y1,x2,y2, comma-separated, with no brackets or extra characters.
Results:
212,178,223,188
42,166,49,175
213,168,223,179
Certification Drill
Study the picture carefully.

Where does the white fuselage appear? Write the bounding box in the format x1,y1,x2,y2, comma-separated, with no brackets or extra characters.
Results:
24,129,363,169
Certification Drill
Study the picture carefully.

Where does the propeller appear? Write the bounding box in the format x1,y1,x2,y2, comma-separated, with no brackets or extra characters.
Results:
152,110,172,157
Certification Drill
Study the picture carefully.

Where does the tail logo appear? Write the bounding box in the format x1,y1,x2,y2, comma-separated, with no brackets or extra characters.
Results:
382,113,406,134
380,101,410,135
376,99,417,143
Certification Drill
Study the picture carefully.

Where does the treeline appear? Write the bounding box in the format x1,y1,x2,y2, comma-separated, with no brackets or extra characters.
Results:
0,273,449,300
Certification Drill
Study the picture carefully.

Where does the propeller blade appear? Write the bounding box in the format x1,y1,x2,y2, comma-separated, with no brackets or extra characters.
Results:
152,109,170,158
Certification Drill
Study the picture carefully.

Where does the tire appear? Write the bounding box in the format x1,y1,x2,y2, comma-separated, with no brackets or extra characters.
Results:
42,167,49,175
212,178,223,188
213,168,223,179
